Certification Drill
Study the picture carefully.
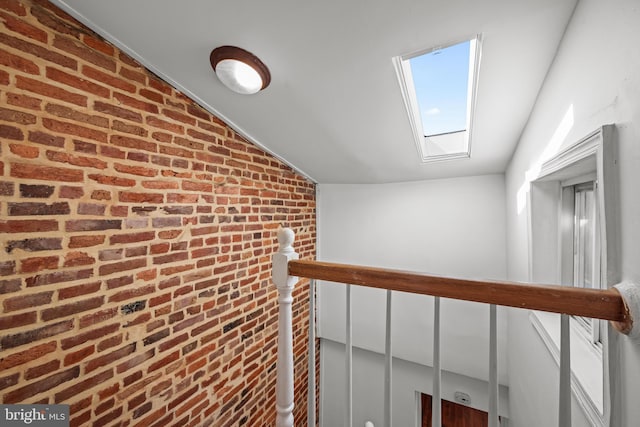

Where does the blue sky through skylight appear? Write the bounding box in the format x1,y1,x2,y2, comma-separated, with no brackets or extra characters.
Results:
409,40,471,136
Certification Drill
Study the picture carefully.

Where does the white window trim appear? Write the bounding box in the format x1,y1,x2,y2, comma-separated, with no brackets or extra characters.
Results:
527,125,620,426
392,35,482,163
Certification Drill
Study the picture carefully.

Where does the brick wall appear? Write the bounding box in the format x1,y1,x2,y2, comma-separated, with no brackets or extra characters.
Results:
0,1,316,426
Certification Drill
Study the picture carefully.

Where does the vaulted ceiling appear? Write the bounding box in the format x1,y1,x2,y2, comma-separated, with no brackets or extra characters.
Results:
50,0,577,184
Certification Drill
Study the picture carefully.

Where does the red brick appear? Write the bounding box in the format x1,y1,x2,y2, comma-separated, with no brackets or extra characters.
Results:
0,219,58,233
91,190,112,200
59,185,84,198
58,280,100,299
61,323,119,350
84,65,136,93
0,341,56,370
148,77,172,95
76,202,106,216
8,201,70,216
11,162,84,182
1,320,74,350
28,130,65,147
0,124,24,140
119,191,164,204
4,366,80,403
68,234,105,248
53,35,116,72
29,2,79,36
119,67,146,85
112,119,148,137
108,284,154,303
81,34,114,56
99,258,147,277
114,163,157,177
0,0,27,16
64,345,95,366
0,32,76,69
9,143,39,158
6,237,62,253
139,88,164,104
6,92,41,109
79,307,117,329
46,150,108,169
44,67,109,98
16,75,86,106
113,91,159,114
85,343,136,373
3,291,51,313
109,231,155,244
142,180,179,190
0,9,47,41
25,359,61,380
0,310,37,329
95,397,115,416
88,173,136,187
65,219,121,232
97,334,123,351
41,296,104,321
25,268,93,288
116,348,154,375
54,369,113,403
20,256,59,273
110,134,157,153
147,350,179,373
43,117,107,142
0,106,37,124
162,108,196,125
0,260,16,276
45,102,109,128
146,116,183,133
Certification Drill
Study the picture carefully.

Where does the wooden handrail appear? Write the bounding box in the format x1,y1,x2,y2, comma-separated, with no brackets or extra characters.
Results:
288,259,630,323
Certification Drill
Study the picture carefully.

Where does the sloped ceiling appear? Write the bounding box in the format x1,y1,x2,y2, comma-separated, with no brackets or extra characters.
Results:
50,0,577,184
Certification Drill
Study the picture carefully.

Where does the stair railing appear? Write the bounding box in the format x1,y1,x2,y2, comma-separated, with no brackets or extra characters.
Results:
272,228,635,427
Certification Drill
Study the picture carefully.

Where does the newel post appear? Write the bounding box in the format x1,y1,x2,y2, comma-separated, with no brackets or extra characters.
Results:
273,228,299,427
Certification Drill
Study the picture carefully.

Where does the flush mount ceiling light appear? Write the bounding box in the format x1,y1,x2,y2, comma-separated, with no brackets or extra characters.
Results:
210,46,271,95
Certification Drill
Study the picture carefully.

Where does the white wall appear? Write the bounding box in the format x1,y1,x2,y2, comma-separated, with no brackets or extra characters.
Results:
317,175,508,425
505,0,640,426
320,339,509,427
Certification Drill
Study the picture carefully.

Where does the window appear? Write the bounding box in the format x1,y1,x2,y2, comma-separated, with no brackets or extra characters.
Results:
562,180,604,345
393,37,481,162
528,125,619,426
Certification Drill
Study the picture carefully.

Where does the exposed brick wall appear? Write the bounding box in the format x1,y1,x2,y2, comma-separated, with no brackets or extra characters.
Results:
0,1,316,426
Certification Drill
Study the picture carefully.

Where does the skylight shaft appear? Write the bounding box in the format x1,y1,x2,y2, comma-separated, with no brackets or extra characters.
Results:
394,36,481,163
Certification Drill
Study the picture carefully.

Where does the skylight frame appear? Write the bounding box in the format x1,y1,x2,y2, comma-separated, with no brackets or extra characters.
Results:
394,35,482,163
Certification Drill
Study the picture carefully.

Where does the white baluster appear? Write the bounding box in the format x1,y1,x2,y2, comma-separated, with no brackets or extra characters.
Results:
384,290,393,427
346,284,353,427
308,279,316,427
488,304,499,427
558,314,571,427
432,297,441,427
273,228,299,427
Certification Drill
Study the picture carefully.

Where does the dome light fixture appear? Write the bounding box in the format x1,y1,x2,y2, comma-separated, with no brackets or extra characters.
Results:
210,46,271,95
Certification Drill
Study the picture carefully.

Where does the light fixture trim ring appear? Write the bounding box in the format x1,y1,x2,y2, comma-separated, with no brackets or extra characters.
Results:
210,45,271,93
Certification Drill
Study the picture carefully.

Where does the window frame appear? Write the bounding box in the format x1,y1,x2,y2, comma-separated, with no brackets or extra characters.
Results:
561,177,604,346
393,35,482,163
527,125,619,426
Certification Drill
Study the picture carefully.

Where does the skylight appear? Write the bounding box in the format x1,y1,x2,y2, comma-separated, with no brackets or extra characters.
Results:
394,37,481,162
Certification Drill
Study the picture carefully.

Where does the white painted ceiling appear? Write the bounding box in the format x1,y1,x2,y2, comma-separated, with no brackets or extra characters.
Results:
50,0,577,184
